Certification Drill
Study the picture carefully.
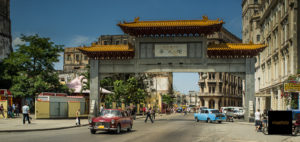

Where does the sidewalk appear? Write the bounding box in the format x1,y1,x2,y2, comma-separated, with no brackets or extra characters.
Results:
0,115,89,132
0,113,181,132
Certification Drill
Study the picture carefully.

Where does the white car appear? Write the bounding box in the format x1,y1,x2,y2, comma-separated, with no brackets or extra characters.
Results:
233,109,244,119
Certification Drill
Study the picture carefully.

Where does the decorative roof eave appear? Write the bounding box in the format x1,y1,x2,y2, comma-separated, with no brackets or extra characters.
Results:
118,16,224,36
78,44,134,52
78,44,135,60
207,42,267,58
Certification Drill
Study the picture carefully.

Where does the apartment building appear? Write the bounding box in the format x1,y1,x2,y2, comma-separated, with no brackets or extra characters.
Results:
242,0,299,111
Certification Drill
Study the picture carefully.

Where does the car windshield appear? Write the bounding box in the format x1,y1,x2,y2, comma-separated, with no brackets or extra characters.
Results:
211,110,220,113
99,110,121,117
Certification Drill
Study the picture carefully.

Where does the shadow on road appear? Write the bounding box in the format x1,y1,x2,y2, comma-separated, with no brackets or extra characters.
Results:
93,130,137,135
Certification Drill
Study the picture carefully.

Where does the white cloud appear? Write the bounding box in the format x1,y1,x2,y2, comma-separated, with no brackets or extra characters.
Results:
12,37,25,48
69,35,94,47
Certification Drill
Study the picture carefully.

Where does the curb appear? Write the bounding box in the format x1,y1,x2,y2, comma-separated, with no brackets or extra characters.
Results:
0,124,89,133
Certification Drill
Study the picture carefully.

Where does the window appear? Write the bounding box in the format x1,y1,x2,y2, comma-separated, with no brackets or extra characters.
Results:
84,55,88,60
212,73,215,80
201,87,204,93
75,54,80,61
212,87,215,93
115,40,120,45
123,40,128,44
256,35,260,42
67,54,71,61
103,40,108,45
254,0,258,4
219,86,222,93
219,73,222,80
209,87,211,93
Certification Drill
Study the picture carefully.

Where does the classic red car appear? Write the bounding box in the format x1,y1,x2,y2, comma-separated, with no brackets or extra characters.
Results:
89,109,133,134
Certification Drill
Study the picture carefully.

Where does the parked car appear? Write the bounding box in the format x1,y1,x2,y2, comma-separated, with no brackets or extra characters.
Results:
233,108,245,119
89,109,133,134
194,109,226,123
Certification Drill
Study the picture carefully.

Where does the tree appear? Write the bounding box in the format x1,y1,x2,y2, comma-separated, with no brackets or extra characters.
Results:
124,77,146,104
3,34,70,97
162,94,175,108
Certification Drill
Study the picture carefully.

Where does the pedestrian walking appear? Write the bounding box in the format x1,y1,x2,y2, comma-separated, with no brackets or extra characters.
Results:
143,107,146,115
7,105,13,118
100,105,104,113
22,103,30,124
0,104,5,119
15,104,19,117
76,109,81,126
145,107,153,123
255,109,261,132
131,106,136,120
152,107,156,120
12,104,15,116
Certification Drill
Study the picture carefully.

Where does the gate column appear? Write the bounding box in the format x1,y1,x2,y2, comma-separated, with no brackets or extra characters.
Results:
244,58,255,122
89,59,100,118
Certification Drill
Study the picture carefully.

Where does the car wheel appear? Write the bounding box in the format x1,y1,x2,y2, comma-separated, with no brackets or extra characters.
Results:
116,124,121,134
207,118,210,123
127,124,132,132
90,129,96,134
195,117,199,122
218,121,222,124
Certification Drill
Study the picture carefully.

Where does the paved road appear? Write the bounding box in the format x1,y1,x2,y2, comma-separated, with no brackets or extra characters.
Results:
1,114,300,142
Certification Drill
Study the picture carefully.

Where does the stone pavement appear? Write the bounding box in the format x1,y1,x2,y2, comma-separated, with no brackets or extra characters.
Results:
0,113,181,132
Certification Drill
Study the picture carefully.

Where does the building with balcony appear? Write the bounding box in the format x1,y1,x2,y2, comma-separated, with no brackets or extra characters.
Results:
242,0,299,111
198,72,243,109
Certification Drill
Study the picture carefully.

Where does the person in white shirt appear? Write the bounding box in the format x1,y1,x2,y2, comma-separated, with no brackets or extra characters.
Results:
22,103,30,124
255,109,261,131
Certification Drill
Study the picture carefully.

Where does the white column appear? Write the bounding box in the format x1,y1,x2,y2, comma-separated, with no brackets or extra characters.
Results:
214,98,220,110
278,89,281,110
204,98,209,108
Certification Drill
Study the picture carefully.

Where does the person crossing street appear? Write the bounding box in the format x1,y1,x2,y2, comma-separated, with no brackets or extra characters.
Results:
145,107,153,123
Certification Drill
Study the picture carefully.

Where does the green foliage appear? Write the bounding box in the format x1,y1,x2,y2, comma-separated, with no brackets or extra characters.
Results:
162,94,174,107
1,34,70,97
103,76,147,105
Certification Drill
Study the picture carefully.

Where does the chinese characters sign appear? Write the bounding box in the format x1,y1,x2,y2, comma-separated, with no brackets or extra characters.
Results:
154,44,187,57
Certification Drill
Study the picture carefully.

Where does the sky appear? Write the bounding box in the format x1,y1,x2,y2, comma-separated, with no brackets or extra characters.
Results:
10,0,243,94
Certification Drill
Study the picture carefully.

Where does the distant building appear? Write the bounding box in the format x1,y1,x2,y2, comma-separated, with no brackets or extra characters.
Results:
187,91,198,106
0,0,12,61
144,72,173,111
198,72,243,109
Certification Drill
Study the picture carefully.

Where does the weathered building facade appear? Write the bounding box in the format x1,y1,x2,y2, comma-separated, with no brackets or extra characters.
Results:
198,72,243,109
242,0,300,111
0,0,12,61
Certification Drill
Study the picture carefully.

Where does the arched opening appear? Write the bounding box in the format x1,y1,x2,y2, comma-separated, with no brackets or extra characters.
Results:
201,99,205,107
209,99,215,109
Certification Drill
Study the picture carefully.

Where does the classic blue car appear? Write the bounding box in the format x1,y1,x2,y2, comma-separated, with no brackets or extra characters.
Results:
194,109,226,123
